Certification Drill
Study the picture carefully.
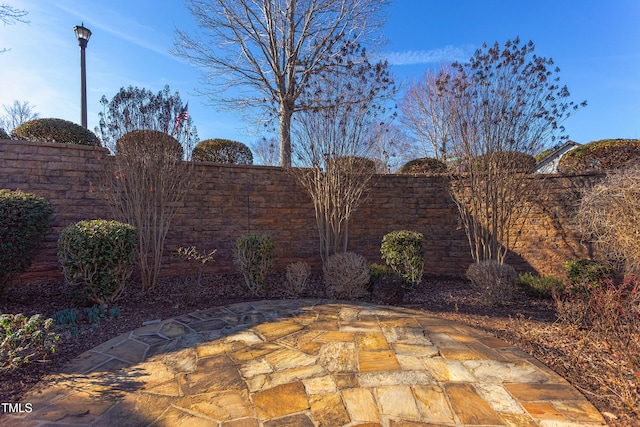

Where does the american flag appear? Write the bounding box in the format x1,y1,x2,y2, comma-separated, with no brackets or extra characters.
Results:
172,102,189,135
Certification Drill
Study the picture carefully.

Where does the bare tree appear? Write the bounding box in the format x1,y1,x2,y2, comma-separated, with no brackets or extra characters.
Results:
97,85,198,158
0,100,39,134
251,136,280,166
292,56,394,262
104,130,195,291
400,65,456,160
173,0,389,167
444,38,585,264
366,122,420,173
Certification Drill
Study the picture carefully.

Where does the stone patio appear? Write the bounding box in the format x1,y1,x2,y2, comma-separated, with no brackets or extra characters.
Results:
1,300,606,426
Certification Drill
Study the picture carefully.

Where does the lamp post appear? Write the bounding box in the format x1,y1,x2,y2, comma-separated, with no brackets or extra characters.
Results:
73,23,91,128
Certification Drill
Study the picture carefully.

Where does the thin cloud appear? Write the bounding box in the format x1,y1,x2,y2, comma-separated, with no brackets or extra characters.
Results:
53,1,175,61
383,45,475,66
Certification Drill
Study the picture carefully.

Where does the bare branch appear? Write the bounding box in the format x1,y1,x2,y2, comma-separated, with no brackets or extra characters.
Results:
413,38,585,265
0,100,39,134
173,0,389,166
0,4,28,25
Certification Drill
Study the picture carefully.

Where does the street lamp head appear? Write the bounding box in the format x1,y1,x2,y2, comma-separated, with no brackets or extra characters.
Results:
73,23,91,48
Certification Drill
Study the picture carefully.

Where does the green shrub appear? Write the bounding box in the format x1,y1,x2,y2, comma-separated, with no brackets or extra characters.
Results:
53,308,79,327
476,151,537,173
233,233,275,295
563,258,614,289
324,252,370,299
12,118,100,146
380,230,424,289
466,260,518,306
53,305,121,337
192,138,253,164
369,263,392,287
1,313,59,371
0,189,53,294
558,139,640,173
326,156,379,173
116,129,183,159
57,220,138,305
516,272,564,299
0,128,10,139
535,148,554,163
398,158,447,174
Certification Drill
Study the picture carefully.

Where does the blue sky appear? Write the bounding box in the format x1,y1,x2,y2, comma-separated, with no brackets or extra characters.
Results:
1,0,638,153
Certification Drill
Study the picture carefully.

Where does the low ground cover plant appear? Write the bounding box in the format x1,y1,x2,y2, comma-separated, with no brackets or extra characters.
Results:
368,263,392,287
516,272,564,299
0,189,53,295
57,220,138,304
234,233,275,295
563,258,614,289
1,313,59,372
53,306,121,337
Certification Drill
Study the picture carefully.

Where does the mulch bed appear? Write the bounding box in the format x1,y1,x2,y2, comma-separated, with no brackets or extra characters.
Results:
1,272,638,426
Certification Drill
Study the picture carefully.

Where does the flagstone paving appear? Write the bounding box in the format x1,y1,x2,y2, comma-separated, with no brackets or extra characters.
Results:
1,299,606,426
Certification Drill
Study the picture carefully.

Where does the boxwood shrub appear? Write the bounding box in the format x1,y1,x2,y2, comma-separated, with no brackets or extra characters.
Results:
0,189,53,294
558,139,640,173
380,230,424,289
58,220,137,305
116,129,183,159
192,138,253,164
398,158,447,174
12,118,101,146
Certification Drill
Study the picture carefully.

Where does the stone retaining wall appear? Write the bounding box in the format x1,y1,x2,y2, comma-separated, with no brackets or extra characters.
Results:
0,139,602,284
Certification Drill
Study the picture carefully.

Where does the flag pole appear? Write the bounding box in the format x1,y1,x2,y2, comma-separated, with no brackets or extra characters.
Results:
185,114,190,160
185,100,190,160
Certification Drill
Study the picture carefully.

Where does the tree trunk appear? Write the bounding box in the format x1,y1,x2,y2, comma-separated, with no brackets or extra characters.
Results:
279,106,293,168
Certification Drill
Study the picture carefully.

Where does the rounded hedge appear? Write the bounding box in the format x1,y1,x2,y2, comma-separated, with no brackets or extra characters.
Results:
326,156,378,173
398,158,447,174
476,151,536,173
192,138,253,164
558,139,640,173
58,220,137,304
12,118,101,146
0,189,53,293
116,130,183,159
